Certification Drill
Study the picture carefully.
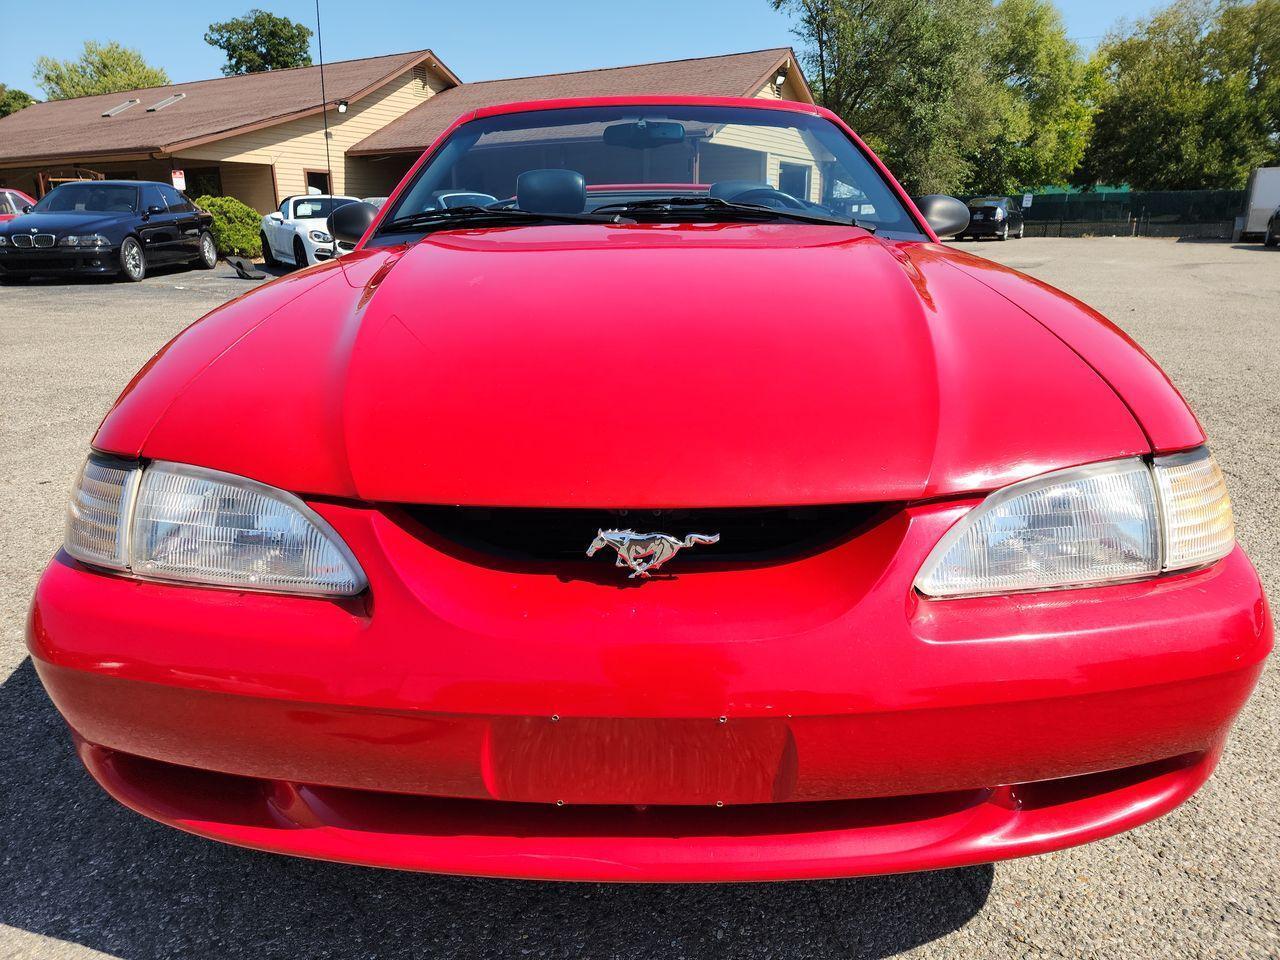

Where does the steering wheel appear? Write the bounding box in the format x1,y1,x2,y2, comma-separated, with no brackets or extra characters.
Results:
725,187,807,210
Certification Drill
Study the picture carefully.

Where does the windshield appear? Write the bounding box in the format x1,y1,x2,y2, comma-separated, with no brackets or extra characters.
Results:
35,184,138,214
293,197,355,219
378,105,923,239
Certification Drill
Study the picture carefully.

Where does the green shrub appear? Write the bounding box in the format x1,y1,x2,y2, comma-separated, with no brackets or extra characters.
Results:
194,194,262,258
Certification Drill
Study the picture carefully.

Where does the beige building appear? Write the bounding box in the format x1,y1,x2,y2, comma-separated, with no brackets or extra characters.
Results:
0,47,812,212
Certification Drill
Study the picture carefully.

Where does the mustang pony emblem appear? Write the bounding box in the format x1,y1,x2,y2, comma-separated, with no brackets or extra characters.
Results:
586,529,720,579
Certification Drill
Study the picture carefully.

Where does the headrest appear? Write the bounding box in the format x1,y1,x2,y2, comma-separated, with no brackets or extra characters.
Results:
516,169,586,214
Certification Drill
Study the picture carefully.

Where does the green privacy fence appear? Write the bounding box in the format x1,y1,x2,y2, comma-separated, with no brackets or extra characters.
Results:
959,189,1247,238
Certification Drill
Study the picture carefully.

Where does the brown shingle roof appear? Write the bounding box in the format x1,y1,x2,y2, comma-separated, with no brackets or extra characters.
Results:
0,50,456,165
349,48,806,156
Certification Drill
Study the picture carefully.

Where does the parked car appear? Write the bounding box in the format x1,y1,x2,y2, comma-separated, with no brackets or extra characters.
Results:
958,196,1024,240
0,180,215,281
0,187,35,223
260,194,358,268
31,97,1267,882
1264,205,1279,247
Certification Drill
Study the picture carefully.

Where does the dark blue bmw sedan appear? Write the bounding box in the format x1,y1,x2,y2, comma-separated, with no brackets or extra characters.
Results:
0,180,216,282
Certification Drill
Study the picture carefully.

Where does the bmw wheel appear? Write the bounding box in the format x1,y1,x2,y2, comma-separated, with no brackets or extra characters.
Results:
118,237,146,282
293,237,309,269
260,232,277,267
196,231,218,269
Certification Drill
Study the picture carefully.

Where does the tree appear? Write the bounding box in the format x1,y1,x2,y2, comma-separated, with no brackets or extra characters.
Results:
773,0,1095,194
772,0,998,194
34,41,169,100
961,0,1097,193
205,9,313,76
1078,0,1278,189
0,84,37,118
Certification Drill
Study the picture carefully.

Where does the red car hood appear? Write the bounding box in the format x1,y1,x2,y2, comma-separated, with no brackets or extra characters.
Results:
98,223,1162,506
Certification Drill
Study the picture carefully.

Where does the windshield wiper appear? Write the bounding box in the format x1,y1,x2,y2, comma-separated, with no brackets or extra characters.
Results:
381,205,623,234
588,195,875,231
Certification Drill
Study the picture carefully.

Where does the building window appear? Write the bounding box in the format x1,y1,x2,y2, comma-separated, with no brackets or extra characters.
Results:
306,170,332,194
186,168,222,199
778,161,810,200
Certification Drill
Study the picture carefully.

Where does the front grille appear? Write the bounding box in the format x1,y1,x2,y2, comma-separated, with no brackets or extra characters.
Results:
403,504,887,566
11,233,55,248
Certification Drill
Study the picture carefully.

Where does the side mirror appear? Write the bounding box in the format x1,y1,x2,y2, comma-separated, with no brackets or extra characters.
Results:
266,212,283,222
327,201,378,246
147,204,165,216
913,195,970,238
22,205,32,214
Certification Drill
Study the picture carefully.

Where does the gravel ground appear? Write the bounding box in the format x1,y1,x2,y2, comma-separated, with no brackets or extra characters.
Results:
0,238,1276,959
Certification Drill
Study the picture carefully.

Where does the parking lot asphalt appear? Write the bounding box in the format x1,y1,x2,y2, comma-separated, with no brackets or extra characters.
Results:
0,239,1276,959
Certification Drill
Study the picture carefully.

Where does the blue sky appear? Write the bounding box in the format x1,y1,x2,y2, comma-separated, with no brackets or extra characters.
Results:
0,0,1160,96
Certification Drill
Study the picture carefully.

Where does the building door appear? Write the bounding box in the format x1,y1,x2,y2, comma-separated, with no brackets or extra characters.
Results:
306,170,332,195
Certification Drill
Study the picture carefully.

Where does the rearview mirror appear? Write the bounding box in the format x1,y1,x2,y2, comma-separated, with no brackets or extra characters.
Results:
328,201,378,246
146,204,165,216
913,195,970,237
602,120,685,149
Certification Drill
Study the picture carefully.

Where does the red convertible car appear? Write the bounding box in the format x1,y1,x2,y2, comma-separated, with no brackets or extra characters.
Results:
29,97,1269,881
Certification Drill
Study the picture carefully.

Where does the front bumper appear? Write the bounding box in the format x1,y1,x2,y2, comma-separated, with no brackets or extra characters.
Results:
28,499,1271,880
0,247,119,275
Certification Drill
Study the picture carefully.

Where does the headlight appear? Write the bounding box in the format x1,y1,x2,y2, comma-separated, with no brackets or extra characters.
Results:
64,456,367,596
309,230,332,243
0,235,7,246
916,448,1234,598
58,234,109,247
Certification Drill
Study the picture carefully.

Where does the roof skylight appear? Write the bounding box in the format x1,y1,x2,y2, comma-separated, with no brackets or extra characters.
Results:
147,93,186,112
101,99,140,118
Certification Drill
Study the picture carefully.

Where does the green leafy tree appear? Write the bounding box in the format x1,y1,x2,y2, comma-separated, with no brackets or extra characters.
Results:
774,0,1096,194
962,0,1096,193
1078,0,1278,189
772,0,998,194
205,9,313,76
0,84,37,117
34,41,169,100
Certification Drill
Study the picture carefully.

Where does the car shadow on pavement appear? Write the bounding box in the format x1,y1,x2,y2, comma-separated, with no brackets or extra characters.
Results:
0,660,992,959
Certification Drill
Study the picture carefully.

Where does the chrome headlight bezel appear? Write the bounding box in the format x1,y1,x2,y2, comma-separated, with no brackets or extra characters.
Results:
916,447,1234,599
63,454,368,597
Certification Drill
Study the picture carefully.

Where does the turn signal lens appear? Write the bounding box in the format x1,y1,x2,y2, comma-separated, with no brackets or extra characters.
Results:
64,456,140,570
916,448,1235,598
1153,450,1235,570
61,455,366,596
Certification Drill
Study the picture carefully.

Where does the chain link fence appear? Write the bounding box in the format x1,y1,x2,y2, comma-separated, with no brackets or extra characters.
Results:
961,190,1246,239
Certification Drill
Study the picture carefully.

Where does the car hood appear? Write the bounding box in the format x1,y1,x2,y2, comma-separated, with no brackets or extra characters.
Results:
98,223,1171,506
1,211,127,234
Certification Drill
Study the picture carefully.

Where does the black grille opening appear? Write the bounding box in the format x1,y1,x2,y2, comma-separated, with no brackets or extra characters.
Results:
400,504,889,568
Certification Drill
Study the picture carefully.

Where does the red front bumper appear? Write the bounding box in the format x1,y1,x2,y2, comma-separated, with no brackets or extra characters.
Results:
28,500,1271,880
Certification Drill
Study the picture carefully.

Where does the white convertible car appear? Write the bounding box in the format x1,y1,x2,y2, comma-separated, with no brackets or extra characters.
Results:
260,194,358,268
